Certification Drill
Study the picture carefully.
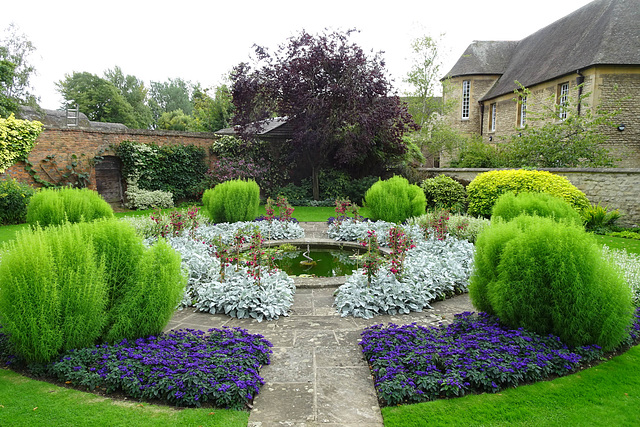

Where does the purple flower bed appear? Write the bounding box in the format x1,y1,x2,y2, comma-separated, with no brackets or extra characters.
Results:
50,327,272,409
361,309,640,406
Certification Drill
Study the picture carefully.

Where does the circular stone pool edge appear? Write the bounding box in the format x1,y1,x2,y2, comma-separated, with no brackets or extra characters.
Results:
263,238,390,289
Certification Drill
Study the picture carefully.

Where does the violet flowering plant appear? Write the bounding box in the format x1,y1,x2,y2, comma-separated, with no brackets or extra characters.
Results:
359,310,640,406
50,327,272,409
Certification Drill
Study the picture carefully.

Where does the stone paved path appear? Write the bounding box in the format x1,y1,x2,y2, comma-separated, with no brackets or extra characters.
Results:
164,223,474,426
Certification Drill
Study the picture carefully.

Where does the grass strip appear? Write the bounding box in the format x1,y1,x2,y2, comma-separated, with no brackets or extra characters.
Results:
593,234,640,255
0,369,248,427
381,343,640,427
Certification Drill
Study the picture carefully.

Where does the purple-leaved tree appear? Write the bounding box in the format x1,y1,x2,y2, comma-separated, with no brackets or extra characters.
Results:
231,29,418,199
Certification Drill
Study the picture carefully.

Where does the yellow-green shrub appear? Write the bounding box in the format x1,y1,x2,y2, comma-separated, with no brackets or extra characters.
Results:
491,191,583,225
0,224,106,363
466,169,590,218
0,114,43,173
26,187,114,226
202,179,260,223
364,175,426,223
470,215,633,351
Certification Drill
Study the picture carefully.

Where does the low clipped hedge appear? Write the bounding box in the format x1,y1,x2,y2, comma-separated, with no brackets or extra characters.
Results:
469,215,633,352
365,175,426,224
26,187,113,227
202,179,260,223
491,191,583,225
467,169,590,218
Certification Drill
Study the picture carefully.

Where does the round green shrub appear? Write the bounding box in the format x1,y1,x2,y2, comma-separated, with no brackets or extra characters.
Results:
491,191,583,225
26,187,114,227
420,174,467,211
79,219,146,316
466,169,590,218
470,215,633,351
0,219,186,363
0,224,106,363
105,238,185,344
0,178,35,225
364,175,426,223
202,179,260,223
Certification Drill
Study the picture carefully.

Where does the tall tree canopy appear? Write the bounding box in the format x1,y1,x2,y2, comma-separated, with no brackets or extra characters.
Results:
0,24,39,116
56,71,137,127
148,78,194,127
231,29,417,198
189,84,234,132
104,66,153,129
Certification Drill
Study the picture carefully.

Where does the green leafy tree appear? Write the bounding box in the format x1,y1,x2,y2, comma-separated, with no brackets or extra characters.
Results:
0,55,17,117
148,78,194,128
157,109,192,131
189,84,234,132
504,83,619,167
104,66,153,129
404,34,459,165
56,71,138,127
0,24,39,115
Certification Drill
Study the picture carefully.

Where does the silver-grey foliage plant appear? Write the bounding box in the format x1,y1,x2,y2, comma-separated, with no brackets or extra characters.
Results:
332,220,475,318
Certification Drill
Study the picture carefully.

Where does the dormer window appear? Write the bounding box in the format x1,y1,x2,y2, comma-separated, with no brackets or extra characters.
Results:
462,80,470,119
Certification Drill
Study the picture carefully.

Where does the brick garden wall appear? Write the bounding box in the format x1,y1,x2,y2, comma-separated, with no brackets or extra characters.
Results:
418,167,640,227
1,127,219,190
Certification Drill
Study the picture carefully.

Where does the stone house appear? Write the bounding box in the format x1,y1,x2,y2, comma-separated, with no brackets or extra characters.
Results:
441,0,640,167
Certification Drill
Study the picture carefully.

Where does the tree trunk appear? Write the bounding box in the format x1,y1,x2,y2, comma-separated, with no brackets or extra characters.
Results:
312,165,320,200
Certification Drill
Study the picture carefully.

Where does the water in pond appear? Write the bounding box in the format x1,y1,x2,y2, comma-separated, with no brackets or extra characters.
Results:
274,248,363,277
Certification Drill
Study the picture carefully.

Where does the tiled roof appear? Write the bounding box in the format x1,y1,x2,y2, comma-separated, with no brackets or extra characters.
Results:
444,0,640,101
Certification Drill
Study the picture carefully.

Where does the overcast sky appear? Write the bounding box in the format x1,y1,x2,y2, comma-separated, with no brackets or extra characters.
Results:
1,0,594,110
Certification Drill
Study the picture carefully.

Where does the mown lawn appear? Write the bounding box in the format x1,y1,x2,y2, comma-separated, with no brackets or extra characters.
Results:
0,369,248,427
382,345,640,427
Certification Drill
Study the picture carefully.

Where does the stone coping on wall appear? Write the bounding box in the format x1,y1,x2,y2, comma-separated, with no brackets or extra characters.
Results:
42,125,220,139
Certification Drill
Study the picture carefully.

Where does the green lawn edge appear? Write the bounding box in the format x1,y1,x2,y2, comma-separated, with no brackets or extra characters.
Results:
381,345,640,427
0,369,248,427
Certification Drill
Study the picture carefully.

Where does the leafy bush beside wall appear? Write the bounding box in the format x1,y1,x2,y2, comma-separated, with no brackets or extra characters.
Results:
0,114,43,173
0,178,35,225
466,169,590,218
26,187,114,227
365,175,426,223
115,140,207,200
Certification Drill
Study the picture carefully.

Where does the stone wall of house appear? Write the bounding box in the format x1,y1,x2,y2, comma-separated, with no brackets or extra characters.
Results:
442,66,640,168
418,167,640,227
593,67,640,167
444,76,500,136
1,127,219,190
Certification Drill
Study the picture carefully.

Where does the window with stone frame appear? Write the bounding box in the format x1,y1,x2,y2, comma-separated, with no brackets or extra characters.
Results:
462,80,470,119
517,96,527,128
557,82,569,120
489,103,497,132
